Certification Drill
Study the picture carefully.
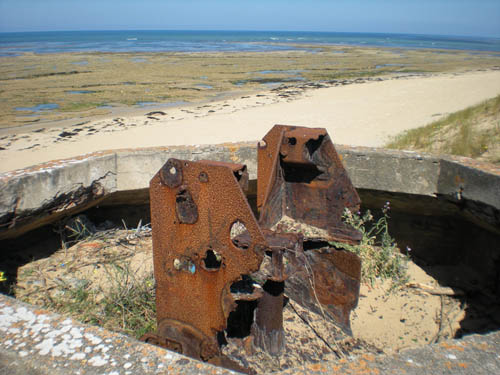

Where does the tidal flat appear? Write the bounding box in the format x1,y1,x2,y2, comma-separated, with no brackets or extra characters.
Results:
1,44,500,129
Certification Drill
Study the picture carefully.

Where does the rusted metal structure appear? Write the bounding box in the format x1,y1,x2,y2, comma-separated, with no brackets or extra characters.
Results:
145,158,266,364
144,125,363,369
257,124,362,243
257,125,362,332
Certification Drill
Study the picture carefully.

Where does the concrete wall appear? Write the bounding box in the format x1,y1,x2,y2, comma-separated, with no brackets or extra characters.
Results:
1,143,500,374
1,143,499,240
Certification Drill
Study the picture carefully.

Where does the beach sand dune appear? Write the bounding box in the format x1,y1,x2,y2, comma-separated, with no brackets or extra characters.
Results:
1,70,500,173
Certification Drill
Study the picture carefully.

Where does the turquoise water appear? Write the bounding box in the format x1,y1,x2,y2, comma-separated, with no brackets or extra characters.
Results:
66,90,97,94
1,30,499,56
195,84,213,89
15,103,59,112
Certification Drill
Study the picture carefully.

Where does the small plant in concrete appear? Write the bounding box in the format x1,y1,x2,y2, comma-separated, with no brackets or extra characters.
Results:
331,203,409,288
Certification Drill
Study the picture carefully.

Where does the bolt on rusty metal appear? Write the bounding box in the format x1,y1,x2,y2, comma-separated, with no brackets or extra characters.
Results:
143,125,363,371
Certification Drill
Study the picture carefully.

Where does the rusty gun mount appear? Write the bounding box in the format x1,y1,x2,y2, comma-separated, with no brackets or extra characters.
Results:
257,125,362,331
257,124,362,244
143,125,363,369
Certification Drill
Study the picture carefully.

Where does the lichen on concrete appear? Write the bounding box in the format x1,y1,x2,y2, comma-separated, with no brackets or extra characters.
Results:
1,292,500,374
0,294,236,374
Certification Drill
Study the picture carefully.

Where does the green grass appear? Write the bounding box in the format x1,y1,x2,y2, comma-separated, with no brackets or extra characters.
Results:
47,262,156,339
386,95,500,163
60,102,107,112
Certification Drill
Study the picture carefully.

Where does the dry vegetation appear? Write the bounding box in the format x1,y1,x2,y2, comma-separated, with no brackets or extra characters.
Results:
386,95,500,164
10,211,468,372
2,44,500,128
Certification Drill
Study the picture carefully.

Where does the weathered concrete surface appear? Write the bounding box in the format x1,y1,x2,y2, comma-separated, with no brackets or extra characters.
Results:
0,152,117,239
1,142,500,374
1,142,499,240
0,294,235,375
277,330,500,375
0,143,256,239
338,147,441,196
1,292,499,375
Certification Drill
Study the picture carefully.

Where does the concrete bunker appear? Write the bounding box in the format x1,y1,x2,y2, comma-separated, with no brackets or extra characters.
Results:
0,140,499,374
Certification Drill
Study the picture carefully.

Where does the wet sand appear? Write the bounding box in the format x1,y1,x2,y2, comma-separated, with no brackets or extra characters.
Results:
1,69,500,173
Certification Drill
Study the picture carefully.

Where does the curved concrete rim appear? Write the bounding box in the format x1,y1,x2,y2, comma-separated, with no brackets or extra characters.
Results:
1,142,500,374
1,142,499,240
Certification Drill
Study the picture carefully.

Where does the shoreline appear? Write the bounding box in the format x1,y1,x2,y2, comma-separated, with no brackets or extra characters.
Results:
2,43,500,130
0,87,259,136
0,71,436,139
1,69,500,173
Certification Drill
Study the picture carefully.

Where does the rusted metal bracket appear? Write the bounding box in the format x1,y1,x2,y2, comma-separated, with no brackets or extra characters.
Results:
147,158,267,362
144,125,363,368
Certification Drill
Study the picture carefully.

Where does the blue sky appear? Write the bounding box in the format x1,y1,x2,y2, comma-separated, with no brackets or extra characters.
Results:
0,0,499,37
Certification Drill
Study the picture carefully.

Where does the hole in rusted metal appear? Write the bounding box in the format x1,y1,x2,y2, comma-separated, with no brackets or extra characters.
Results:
230,220,250,249
199,171,208,183
226,300,258,338
258,139,267,149
287,137,297,145
262,280,284,297
202,249,222,270
173,257,196,274
160,159,183,187
305,134,324,157
217,331,228,346
280,157,323,183
175,188,198,224
230,275,255,294
303,239,330,251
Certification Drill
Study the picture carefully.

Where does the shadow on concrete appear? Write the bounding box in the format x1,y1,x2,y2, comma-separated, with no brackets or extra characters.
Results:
359,188,500,340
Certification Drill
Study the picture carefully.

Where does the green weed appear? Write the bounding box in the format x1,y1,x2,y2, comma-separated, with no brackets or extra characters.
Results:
331,203,409,289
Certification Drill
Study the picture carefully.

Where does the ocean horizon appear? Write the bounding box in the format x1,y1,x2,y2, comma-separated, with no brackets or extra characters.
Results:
1,30,500,56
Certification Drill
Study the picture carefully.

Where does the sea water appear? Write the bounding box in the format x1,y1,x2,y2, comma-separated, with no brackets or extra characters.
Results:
1,30,499,56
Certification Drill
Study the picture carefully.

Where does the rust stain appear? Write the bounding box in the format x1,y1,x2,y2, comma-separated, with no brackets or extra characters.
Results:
226,144,241,163
470,342,489,350
454,175,465,186
362,354,375,361
440,342,465,351
308,363,325,371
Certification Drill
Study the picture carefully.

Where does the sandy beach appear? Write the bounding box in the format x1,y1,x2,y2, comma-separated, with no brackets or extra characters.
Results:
1,69,500,173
